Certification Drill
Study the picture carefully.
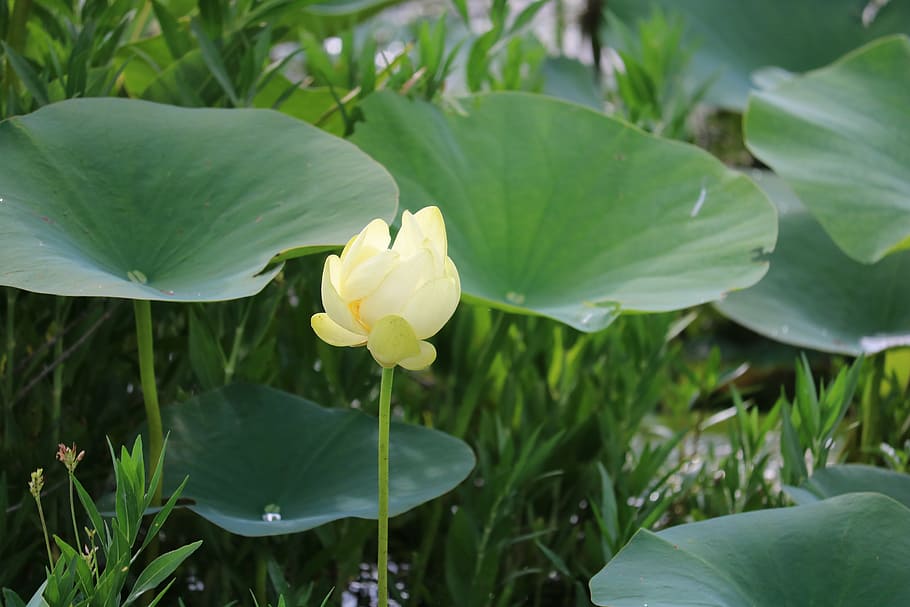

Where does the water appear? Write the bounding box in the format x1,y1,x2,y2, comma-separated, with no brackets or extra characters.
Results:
342,562,411,607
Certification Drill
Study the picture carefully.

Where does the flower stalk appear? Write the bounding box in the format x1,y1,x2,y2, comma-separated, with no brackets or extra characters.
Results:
57,442,85,547
28,468,54,569
133,299,163,505
377,366,394,607
309,206,460,607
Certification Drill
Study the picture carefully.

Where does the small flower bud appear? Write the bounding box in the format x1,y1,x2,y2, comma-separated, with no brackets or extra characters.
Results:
56,443,86,474
28,468,44,499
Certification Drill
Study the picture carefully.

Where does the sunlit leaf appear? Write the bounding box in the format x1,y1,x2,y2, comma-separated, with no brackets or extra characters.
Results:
745,35,910,263
351,91,777,332
0,98,398,301
591,493,910,606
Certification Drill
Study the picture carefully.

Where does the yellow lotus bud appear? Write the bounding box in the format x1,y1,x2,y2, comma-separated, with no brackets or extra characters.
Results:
311,206,461,370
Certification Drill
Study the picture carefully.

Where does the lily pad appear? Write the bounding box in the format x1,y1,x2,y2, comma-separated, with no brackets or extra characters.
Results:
715,172,910,355
609,0,910,110
350,91,777,332
745,35,910,263
0,97,398,301
541,57,604,111
590,493,910,607
785,464,910,509
154,383,475,536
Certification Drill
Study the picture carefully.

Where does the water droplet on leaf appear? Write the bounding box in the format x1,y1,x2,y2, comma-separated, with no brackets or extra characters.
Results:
262,503,282,522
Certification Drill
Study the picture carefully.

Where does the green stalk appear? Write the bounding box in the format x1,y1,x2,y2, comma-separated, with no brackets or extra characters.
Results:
36,494,53,569
3,289,17,413
860,354,885,462
377,366,394,607
133,300,163,505
68,474,80,547
254,548,267,607
30,471,53,570
2,287,19,445
50,298,67,446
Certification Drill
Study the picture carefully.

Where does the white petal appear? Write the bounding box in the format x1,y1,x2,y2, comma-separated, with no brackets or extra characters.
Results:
400,276,460,339
321,256,362,334
358,248,434,329
391,209,425,258
399,341,437,371
341,219,391,275
341,249,399,300
412,206,447,255
311,313,367,347
445,256,461,292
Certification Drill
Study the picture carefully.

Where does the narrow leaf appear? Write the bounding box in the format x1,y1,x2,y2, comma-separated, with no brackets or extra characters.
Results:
189,18,240,106
124,541,203,605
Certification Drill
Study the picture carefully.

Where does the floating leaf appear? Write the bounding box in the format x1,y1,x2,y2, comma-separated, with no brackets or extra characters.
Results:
590,493,910,606
786,464,910,509
716,172,910,355
745,35,910,263
0,98,398,301
153,383,475,536
351,91,776,332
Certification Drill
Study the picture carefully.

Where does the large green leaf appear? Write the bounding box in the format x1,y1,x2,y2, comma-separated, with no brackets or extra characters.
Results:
350,91,777,332
0,98,398,301
745,35,910,263
590,493,910,606
155,383,475,536
609,0,910,110
786,464,910,509
716,172,910,355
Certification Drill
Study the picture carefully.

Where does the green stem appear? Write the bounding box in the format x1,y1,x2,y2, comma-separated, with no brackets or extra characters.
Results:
133,300,163,505
68,474,80,548
860,354,885,462
224,301,251,383
51,298,67,446
254,548,267,607
377,366,394,607
35,493,53,569
3,289,16,411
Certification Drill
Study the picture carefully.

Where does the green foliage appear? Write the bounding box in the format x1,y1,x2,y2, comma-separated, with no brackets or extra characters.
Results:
2,2,908,606
1,436,200,607
607,8,707,139
463,0,549,93
149,383,474,537
787,464,910,509
0,96,398,301
351,91,777,332
717,172,910,356
609,0,910,110
777,355,862,486
591,493,910,607
745,35,910,264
